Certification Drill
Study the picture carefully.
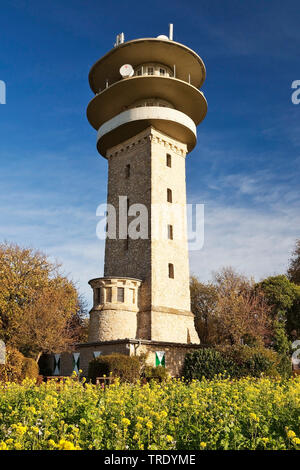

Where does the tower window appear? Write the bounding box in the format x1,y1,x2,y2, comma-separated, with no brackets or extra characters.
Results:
167,188,172,203
160,68,166,76
96,288,101,304
130,288,135,304
166,153,171,167
117,287,125,302
147,67,154,75
106,287,112,303
168,225,173,240
125,164,130,178
168,263,174,279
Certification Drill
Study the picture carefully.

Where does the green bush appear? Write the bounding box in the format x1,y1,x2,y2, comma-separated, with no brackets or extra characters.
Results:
183,348,236,381
183,345,292,381
88,353,140,383
21,357,39,380
226,345,292,379
144,365,169,382
243,350,273,377
226,345,277,377
276,354,292,379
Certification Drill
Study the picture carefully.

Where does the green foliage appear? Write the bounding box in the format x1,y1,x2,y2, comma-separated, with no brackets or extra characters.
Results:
184,346,291,381
256,274,300,344
273,319,290,355
183,348,237,381
143,365,169,382
88,354,140,383
276,354,292,380
228,345,278,378
21,357,39,381
257,275,297,315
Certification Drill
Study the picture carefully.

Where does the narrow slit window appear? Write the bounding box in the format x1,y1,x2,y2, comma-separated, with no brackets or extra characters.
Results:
130,288,135,304
168,263,174,279
126,164,130,178
167,188,172,203
166,153,171,167
168,225,173,240
106,287,112,303
117,287,125,302
96,288,101,304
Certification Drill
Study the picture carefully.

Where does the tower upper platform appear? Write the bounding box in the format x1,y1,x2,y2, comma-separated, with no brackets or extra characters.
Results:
87,36,207,156
88,38,206,92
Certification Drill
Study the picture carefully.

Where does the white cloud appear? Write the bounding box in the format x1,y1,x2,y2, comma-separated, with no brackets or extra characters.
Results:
189,198,299,284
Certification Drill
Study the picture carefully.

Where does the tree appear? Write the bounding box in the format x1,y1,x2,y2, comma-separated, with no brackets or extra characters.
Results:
286,287,300,338
190,268,271,347
256,275,300,346
257,275,297,316
213,268,271,346
190,276,218,344
0,242,87,361
287,239,300,285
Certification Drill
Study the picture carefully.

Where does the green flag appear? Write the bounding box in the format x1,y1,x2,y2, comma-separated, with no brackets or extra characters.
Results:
155,351,165,367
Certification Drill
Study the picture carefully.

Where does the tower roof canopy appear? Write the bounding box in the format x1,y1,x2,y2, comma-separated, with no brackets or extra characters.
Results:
87,75,207,130
89,38,206,93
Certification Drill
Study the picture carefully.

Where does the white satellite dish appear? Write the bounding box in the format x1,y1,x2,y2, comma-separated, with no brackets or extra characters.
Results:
119,64,134,78
157,35,169,40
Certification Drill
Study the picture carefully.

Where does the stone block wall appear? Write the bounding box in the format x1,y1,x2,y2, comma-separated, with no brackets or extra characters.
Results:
56,340,202,378
87,127,199,345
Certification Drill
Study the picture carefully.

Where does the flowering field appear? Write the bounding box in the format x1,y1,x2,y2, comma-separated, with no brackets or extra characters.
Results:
0,375,299,450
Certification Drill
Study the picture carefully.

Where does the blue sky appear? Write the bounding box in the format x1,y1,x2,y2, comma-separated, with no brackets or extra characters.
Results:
0,0,299,305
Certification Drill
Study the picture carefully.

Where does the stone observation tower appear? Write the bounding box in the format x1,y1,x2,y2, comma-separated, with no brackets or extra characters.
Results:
75,26,207,375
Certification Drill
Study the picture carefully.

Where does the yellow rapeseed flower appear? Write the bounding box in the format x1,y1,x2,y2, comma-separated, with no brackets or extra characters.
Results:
48,440,57,448
58,439,79,450
287,430,296,439
249,413,259,423
121,418,131,427
14,423,28,436
0,441,7,450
